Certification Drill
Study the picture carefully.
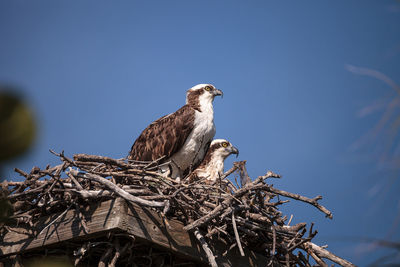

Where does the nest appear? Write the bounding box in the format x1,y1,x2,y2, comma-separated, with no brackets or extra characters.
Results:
1,150,355,267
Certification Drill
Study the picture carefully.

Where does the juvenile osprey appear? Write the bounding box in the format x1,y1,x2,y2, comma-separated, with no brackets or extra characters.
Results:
187,139,239,183
128,84,223,180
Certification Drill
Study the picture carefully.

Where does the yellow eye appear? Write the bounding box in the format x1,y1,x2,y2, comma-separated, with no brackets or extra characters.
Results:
222,142,229,148
204,86,212,91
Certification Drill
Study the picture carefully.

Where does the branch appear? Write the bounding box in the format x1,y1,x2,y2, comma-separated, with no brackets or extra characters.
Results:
267,187,333,219
69,169,165,208
232,211,245,256
303,242,356,267
193,228,217,267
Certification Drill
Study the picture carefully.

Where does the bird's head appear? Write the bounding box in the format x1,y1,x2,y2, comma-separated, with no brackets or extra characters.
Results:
186,84,223,109
209,139,239,160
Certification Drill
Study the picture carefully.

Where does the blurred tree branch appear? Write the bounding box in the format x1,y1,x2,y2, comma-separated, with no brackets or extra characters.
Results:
346,65,400,265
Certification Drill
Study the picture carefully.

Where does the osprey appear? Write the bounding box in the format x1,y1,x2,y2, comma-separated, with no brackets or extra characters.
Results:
187,139,239,183
128,84,223,180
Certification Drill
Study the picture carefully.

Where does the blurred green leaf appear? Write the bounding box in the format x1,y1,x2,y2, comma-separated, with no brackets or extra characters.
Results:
0,90,36,161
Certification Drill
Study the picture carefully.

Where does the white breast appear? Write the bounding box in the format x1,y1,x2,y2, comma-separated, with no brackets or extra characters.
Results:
170,110,215,177
196,157,225,183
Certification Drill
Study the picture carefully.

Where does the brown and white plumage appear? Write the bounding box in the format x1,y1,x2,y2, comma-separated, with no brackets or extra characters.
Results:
187,139,239,183
128,84,223,180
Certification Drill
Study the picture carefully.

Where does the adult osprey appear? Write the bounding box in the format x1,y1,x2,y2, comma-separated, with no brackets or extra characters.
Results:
128,84,223,180
187,139,239,183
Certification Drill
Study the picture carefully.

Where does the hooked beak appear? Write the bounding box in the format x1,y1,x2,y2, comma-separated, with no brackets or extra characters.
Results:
213,89,223,98
230,146,239,158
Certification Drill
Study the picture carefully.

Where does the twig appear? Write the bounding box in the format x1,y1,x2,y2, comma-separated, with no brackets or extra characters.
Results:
266,187,333,219
303,242,356,267
221,164,239,180
67,172,84,190
38,204,72,236
306,247,328,267
69,169,165,208
255,170,282,184
287,214,293,226
231,211,245,256
193,227,217,267
143,155,166,170
14,168,29,178
271,223,276,256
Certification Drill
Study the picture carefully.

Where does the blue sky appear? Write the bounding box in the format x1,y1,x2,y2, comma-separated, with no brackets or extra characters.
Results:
1,1,400,265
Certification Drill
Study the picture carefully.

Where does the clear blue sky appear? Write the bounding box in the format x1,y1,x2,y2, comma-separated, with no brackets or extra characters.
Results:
1,1,400,265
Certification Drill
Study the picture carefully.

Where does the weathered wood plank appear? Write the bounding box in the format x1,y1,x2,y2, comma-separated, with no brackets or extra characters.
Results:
1,198,268,266
120,200,268,266
0,199,123,257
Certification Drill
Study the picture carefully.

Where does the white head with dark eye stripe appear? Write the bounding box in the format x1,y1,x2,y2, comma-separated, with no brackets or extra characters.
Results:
186,84,223,111
208,139,239,160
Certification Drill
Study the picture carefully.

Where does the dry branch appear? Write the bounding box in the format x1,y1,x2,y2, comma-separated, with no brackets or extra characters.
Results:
267,187,333,219
303,242,357,267
194,228,218,267
68,169,165,208
232,211,245,257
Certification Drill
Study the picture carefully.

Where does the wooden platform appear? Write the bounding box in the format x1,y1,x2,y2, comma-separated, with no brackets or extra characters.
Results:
0,198,268,266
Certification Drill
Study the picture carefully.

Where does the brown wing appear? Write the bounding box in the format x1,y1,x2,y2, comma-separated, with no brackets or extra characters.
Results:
128,105,195,161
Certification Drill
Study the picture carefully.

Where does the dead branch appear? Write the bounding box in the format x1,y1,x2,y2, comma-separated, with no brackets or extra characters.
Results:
194,228,218,267
266,187,333,219
303,242,357,267
231,211,245,256
68,169,165,208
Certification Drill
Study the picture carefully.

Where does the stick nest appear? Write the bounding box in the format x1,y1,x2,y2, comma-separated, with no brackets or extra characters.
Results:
1,150,355,267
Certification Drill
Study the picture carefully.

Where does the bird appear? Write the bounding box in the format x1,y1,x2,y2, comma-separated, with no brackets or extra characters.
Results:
186,139,239,184
128,84,223,181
